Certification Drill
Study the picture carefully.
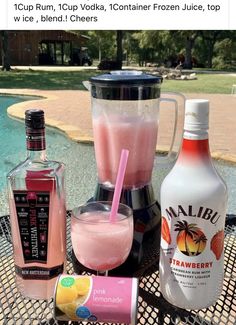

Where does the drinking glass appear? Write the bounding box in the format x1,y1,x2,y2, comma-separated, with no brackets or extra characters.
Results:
71,201,133,275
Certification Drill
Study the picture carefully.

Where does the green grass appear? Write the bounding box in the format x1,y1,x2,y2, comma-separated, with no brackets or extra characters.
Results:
162,74,235,94
0,70,96,90
0,69,235,94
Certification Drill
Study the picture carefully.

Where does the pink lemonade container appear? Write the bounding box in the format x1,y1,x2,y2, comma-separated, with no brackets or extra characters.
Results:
54,274,139,324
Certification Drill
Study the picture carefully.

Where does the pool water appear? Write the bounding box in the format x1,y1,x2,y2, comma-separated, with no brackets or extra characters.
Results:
1,95,236,216
0,96,97,215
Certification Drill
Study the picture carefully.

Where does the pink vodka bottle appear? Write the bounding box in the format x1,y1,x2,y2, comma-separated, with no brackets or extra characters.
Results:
7,109,66,300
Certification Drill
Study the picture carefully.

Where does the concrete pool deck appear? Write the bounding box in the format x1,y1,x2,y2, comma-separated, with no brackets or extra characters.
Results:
1,88,236,163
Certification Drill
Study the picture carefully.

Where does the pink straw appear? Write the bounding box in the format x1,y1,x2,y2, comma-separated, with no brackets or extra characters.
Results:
109,149,129,223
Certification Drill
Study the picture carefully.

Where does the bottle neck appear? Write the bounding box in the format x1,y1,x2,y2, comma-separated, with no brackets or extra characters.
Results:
27,149,47,161
178,129,211,163
26,127,47,161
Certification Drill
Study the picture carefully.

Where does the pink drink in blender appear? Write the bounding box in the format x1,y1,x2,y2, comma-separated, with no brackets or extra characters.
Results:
85,72,165,275
93,115,158,188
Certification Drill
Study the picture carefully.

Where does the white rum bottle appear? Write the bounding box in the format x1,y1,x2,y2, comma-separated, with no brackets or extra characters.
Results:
7,109,66,300
159,99,228,309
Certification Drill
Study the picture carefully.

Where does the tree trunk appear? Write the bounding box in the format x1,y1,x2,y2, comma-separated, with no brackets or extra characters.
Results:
200,31,221,68
185,36,193,69
98,37,102,62
116,30,123,69
1,31,11,71
207,41,214,68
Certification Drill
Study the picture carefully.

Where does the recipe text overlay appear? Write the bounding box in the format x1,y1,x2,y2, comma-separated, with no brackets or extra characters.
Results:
1,0,236,29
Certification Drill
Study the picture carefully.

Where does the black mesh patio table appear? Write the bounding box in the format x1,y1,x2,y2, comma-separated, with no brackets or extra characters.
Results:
0,212,235,325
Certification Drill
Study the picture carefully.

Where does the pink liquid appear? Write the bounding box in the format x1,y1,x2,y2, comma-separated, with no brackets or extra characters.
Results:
71,211,133,271
9,189,66,300
93,116,158,188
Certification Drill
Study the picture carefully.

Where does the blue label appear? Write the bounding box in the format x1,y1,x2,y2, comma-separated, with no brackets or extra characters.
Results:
76,306,91,319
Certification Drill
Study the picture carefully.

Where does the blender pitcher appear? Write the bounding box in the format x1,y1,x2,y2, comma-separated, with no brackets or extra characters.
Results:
89,71,184,275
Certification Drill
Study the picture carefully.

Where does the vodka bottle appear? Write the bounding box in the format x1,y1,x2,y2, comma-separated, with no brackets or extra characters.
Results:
7,109,66,300
159,99,228,309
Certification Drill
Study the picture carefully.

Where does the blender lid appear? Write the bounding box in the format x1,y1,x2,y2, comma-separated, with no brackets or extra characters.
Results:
90,70,162,85
89,71,162,100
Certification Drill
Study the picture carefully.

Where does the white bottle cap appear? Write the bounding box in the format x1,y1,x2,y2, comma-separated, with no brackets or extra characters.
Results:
184,99,209,131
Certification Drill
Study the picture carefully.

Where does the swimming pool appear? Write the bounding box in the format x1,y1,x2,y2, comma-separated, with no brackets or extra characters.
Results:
1,95,236,216
0,95,98,215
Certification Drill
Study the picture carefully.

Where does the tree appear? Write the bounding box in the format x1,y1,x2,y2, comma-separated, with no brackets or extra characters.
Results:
174,221,198,256
199,31,227,68
86,30,124,69
87,31,115,61
214,34,236,69
133,31,184,67
77,30,236,70
123,31,136,65
116,30,123,69
180,31,199,69
1,31,11,71
194,234,207,256
132,31,162,66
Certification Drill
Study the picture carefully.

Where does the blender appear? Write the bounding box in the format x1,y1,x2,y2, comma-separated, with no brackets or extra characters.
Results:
74,71,184,275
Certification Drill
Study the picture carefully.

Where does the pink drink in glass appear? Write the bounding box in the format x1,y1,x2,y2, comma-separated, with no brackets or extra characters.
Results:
71,210,133,272
93,116,158,189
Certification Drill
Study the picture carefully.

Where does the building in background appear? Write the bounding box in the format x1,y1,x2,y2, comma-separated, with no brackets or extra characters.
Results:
0,30,92,66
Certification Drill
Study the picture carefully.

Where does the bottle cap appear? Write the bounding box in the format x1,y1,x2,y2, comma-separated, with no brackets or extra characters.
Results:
184,99,209,131
25,109,45,129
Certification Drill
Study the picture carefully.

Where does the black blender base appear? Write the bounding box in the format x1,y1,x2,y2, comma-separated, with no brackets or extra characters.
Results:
72,184,162,276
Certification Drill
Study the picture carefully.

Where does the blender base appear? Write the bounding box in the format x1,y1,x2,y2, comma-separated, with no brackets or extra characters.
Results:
71,184,162,276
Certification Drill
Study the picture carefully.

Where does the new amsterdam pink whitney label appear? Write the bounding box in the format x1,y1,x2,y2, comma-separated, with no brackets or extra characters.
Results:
13,190,50,263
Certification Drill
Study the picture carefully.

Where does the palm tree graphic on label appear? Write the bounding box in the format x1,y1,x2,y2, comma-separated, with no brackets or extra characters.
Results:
193,234,207,256
174,220,207,256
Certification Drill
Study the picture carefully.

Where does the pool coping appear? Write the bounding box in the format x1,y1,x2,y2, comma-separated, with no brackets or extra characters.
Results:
2,89,236,164
3,90,93,142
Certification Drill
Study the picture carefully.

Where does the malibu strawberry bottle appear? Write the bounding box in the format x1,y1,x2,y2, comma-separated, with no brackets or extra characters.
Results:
159,99,228,309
